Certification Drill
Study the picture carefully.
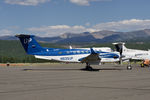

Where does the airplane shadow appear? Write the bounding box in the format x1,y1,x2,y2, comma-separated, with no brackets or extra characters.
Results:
23,68,123,72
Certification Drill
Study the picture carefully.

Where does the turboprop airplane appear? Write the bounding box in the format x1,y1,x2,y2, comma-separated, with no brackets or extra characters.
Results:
16,34,120,71
113,42,150,67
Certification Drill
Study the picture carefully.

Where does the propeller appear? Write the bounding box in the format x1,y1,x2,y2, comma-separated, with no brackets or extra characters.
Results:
119,47,123,65
113,43,123,65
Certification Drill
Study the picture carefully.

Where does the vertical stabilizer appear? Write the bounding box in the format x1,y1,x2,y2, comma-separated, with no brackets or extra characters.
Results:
16,34,43,54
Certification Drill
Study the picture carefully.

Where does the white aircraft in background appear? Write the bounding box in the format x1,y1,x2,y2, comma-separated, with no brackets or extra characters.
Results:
16,34,120,71
113,42,150,67
70,46,112,52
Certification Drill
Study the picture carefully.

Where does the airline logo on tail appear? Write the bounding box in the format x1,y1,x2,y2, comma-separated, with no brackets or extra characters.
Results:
24,38,32,44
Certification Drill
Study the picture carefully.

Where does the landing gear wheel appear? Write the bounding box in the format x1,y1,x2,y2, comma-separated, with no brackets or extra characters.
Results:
127,65,132,70
86,66,93,71
81,63,99,71
127,59,132,70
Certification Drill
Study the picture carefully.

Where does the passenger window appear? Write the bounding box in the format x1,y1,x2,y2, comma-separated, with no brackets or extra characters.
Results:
81,51,84,53
85,51,88,53
66,51,70,54
77,51,80,53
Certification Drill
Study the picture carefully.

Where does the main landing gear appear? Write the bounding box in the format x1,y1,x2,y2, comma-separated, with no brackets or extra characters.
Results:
85,63,93,71
82,63,99,71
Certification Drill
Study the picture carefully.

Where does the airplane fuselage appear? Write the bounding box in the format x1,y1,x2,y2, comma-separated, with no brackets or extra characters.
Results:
34,48,119,63
122,48,150,60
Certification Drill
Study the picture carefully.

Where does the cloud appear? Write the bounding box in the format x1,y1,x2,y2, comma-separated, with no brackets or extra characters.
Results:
4,0,51,6
27,25,97,37
0,29,13,36
1,19,150,37
4,0,111,6
69,0,112,6
93,19,150,32
27,19,150,37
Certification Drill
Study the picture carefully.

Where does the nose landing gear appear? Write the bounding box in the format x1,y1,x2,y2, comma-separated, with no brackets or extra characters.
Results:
127,59,132,70
127,65,132,70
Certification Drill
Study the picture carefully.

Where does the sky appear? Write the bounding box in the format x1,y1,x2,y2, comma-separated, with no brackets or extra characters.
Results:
1,0,150,37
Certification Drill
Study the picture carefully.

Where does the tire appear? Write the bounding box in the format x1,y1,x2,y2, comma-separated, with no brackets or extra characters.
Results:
127,65,132,70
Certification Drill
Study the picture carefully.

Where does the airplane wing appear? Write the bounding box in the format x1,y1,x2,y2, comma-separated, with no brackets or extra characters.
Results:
79,48,101,64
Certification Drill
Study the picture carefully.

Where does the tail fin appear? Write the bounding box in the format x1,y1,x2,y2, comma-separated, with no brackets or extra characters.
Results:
16,34,43,55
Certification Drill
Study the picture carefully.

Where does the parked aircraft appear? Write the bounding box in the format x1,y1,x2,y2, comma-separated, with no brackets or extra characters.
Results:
16,34,120,71
113,42,150,67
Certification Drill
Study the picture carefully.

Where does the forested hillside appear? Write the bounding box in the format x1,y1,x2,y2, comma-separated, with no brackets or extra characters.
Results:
0,40,63,63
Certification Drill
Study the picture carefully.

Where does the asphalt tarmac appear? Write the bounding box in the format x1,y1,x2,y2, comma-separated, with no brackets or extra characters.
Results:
0,63,150,100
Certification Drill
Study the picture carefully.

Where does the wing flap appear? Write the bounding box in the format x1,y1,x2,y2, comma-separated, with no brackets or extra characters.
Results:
79,48,101,63
80,53,101,63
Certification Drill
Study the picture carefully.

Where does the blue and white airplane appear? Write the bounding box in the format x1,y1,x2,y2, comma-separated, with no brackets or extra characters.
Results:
16,34,120,71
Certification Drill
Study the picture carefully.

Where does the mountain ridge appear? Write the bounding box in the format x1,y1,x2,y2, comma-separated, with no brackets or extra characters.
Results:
1,29,150,43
